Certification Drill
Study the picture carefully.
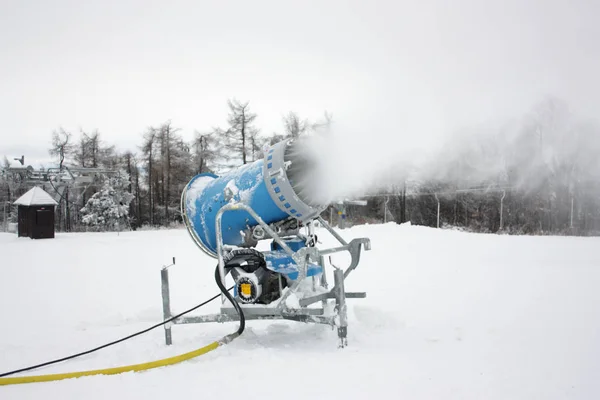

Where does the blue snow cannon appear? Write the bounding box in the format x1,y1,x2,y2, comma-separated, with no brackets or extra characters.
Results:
181,138,326,258
181,137,329,304
171,137,371,347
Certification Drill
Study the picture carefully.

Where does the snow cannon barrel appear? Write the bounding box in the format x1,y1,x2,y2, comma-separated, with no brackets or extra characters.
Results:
181,138,327,258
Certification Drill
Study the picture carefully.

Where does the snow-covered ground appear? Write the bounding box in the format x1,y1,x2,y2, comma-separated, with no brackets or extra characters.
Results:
1,223,599,399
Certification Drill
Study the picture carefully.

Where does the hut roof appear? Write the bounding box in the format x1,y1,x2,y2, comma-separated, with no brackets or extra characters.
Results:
13,187,58,206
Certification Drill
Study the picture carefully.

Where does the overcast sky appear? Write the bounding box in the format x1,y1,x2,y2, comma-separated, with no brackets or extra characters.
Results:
1,0,599,167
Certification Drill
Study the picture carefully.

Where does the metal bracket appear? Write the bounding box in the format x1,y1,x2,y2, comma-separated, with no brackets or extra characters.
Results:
298,291,366,307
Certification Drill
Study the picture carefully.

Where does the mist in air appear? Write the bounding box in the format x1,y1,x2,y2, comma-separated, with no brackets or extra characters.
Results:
293,96,600,207
290,126,430,206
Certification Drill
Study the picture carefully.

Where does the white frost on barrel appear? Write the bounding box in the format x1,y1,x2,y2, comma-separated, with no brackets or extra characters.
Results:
221,161,264,205
224,179,240,202
185,175,214,218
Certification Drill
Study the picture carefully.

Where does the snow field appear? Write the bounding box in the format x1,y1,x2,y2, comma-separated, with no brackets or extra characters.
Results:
1,223,599,399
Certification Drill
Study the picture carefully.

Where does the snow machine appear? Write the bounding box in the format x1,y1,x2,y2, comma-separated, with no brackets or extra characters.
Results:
160,138,371,347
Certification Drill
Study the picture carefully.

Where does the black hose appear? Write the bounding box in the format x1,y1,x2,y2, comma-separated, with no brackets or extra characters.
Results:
0,286,233,378
214,265,245,336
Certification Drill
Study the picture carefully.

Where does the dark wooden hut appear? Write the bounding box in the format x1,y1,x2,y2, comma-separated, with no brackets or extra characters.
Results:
13,187,58,239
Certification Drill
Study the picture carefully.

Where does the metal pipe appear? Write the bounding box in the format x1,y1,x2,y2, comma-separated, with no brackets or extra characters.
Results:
320,245,351,256
319,255,328,312
333,267,348,347
276,251,310,311
317,216,348,246
160,268,173,345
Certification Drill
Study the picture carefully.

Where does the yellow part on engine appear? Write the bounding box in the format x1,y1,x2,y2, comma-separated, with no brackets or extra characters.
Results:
240,283,252,296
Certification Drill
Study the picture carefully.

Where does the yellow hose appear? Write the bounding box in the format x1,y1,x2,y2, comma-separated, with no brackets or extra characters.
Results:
0,341,220,386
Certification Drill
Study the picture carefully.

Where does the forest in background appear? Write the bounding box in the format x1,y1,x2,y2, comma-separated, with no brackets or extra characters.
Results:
2,96,600,236
349,96,600,235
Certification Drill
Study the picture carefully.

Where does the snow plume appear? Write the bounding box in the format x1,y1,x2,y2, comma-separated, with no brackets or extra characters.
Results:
290,97,600,207
291,123,509,207
290,122,444,206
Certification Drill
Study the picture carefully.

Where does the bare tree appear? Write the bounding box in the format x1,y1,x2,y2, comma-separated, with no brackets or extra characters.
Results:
74,131,89,168
122,151,142,227
157,122,180,222
223,98,259,166
72,129,117,169
282,111,308,139
192,129,222,174
88,130,101,168
309,110,333,132
49,127,74,169
48,128,76,231
141,127,157,225
248,128,268,162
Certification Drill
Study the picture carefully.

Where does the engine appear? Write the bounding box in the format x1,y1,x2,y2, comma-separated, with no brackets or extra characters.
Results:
224,248,283,304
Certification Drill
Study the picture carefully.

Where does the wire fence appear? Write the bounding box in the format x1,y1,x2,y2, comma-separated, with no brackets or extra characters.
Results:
4,185,600,237
325,189,600,236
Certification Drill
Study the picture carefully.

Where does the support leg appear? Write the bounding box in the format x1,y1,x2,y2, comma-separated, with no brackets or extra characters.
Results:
320,255,329,311
161,268,173,345
333,268,348,348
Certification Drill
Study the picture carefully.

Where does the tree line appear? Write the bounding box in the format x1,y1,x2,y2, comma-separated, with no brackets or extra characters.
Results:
13,99,330,231
3,95,600,236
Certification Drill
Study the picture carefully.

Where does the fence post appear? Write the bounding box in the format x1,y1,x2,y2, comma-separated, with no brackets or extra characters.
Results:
570,196,574,229
329,206,333,226
384,196,389,224
160,257,176,346
434,193,440,228
500,190,506,231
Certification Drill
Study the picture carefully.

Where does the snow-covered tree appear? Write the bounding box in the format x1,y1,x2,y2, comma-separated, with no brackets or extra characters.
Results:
80,172,134,231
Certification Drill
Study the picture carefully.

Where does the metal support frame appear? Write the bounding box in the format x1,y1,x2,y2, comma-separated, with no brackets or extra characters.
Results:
160,258,176,346
161,205,370,347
